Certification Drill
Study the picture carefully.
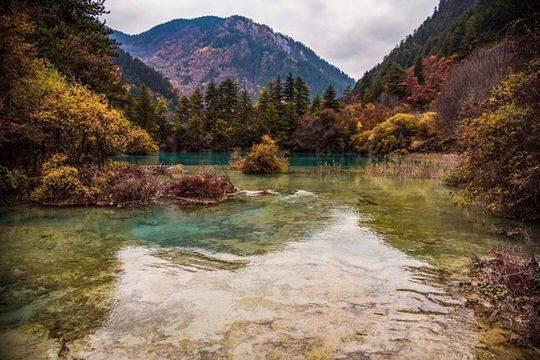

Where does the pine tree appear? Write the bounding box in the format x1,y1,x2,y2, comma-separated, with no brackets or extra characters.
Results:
238,89,254,126
19,0,124,104
366,79,383,102
273,76,283,105
283,72,295,103
175,96,191,124
154,97,170,147
281,102,298,146
414,57,425,85
204,81,219,130
294,77,310,117
186,114,207,150
135,85,156,132
218,78,239,123
234,89,256,148
381,63,408,97
355,71,373,102
310,95,323,113
190,88,204,118
263,103,280,138
173,96,191,149
322,85,339,110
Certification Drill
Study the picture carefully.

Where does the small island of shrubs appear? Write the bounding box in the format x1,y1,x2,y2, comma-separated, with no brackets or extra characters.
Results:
29,156,237,207
232,135,288,174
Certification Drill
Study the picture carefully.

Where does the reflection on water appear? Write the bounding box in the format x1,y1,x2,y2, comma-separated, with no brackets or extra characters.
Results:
73,213,479,359
0,165,538,359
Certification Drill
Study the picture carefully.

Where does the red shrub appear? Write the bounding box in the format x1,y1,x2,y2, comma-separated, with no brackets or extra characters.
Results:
355,103,394,131
406,56,455,109
104,165,160,206
164,170,235,202
490,248,539,297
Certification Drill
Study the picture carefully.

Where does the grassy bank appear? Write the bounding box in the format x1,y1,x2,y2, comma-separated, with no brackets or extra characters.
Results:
362,153,458,180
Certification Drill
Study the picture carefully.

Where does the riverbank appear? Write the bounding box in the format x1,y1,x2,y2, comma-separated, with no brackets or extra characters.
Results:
462,248,539,347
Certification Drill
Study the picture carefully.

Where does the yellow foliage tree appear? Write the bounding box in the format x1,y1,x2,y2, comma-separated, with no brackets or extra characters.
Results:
17,62,157,167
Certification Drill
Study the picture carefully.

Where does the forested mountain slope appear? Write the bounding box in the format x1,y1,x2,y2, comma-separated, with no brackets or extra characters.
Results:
113,48,177,102
354,0,537,100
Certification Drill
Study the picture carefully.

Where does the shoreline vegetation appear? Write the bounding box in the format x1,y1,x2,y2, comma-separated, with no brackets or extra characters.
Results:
462,248,539,347
362,153,458,180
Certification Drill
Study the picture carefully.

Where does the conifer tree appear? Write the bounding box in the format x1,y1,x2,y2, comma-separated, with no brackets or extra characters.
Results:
238,89,254,126
204,81,219,130
381,63,408,97
175,96,191,125
273,76,283,105
218,78,239,123
134,85,156,132
284,72,296,103
414,57,425,84
190,88,204,118
294,77,310,117
234,89,256,147
154,97,170,147
310,95,323,113
16,0,124,103
322,85,339,110
173,96,191,149
186,114,206,150
355,71,374,102
281,102,298,146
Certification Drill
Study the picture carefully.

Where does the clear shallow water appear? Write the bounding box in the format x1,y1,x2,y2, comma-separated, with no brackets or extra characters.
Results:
0,156,538,359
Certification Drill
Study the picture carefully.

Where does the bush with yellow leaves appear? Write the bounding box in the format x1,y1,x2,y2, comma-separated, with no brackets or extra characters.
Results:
31,162,91,205
233,135,289,174
453,61,540,220
355,112,440,154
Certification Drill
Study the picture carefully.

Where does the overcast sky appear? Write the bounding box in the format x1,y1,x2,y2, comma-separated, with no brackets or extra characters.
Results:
103,0,438,79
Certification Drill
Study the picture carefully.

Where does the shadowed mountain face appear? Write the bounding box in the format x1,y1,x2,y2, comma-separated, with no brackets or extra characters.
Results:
112,16,355,96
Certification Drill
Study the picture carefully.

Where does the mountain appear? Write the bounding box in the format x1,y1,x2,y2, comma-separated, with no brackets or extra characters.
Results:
111,16,355,97
353,0,536,98
113,48,177,102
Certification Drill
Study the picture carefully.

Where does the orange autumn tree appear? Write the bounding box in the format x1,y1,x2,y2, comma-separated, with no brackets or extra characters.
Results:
406,56,455,109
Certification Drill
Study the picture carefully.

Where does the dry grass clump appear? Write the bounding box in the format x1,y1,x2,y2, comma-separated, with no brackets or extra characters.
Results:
167,164,185,176
363,153,458,179
463,247,539,346
293,162,345,176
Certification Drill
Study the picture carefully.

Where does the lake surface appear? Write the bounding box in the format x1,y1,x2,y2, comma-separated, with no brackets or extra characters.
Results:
1,154,538,359
114,152,370,167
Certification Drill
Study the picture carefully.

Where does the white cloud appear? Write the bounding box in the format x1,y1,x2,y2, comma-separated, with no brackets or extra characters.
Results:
103,0,438,79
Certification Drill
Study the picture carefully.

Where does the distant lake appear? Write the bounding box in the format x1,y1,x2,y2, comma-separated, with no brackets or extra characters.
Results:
114,152,370,167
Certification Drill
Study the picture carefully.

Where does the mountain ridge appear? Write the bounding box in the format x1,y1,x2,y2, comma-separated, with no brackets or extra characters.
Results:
111,15,355,97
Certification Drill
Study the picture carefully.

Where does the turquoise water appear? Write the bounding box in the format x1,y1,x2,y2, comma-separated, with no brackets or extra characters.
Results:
114,152,370,167
0,155,538,359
